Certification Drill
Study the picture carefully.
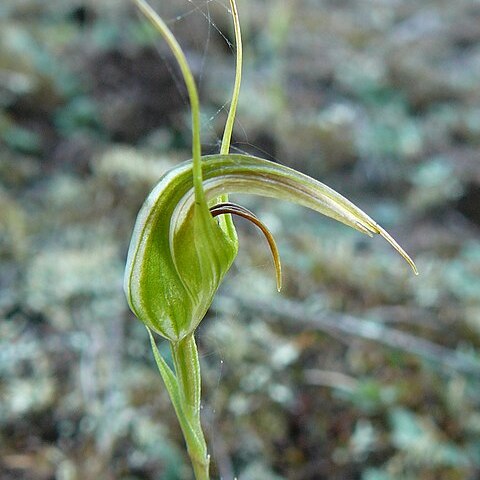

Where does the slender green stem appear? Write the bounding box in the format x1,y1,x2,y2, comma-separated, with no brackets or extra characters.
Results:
191,455,210,480
148,329,209,479
171,334,209,479
171,334,202,416
221,0,243,155
216,0,243,239
134,0,204,203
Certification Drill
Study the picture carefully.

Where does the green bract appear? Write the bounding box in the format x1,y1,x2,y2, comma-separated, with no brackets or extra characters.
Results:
124,1,417,478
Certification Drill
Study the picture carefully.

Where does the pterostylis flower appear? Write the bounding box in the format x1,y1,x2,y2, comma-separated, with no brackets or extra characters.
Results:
124,1,418,478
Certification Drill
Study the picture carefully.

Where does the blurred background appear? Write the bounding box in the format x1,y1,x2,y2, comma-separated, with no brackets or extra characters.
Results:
1,0,480,479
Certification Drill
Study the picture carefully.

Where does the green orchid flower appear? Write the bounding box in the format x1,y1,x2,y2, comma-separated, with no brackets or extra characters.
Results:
124,1,417,478
124,153,417,341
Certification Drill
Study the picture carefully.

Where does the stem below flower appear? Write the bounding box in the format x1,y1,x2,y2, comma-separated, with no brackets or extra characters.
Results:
171,334,210,479
147,329,209,479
